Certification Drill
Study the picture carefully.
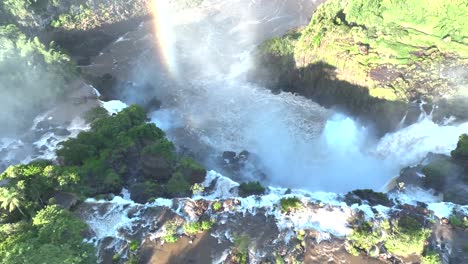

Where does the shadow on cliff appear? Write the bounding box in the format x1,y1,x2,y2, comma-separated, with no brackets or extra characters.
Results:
37,15,150,65
249,54,412,136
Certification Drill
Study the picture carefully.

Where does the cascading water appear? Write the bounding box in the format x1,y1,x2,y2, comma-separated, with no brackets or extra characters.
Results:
70,1,468,262
132,0,468,193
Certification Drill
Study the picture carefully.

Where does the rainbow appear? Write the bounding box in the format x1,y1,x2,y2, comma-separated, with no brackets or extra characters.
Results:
149,0,179,78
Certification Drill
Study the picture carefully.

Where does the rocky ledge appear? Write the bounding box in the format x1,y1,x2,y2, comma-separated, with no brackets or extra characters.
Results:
78,171,468,264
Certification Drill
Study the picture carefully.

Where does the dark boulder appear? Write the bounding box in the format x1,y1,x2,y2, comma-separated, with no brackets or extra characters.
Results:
344,189,393,207
140,154,173,182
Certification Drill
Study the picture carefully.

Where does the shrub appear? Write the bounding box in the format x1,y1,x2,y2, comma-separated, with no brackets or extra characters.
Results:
142,139,176,162
212,201,222,211
191,183,204,195
451,134,468,162
166,172,191,197
83,107,108,123
177,157,206,185
348,222,383,254
422,159,455,191
421,250,441,264
448,214,468,228
384,216,431,256
280,197,302,213
183,220,213,236
129,240,139,251
233,234,250,264
238,181,266,197
161,221,178,243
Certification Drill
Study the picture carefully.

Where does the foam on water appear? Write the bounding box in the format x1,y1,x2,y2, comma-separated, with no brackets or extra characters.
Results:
375,118,468,166
101,100,128,114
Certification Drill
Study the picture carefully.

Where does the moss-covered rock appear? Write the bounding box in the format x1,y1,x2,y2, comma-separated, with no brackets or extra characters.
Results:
421,158,457,192
344,189,393,207
238,181,266,197
451,134,468,163
384,216,431,257
280,197,302,213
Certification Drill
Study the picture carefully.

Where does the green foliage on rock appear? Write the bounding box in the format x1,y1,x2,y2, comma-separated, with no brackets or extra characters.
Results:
183,220,214,236
344,189,393,206
421,250,442,264
212,201,222,211
56,105,206,197
129,240,139,252
421,158,456,191
384,216,431,257
238,181,266,197
259,0,468,102
161,221,179,243
280,197,302,213
348,216,431,258
348,221,384,255
166,172,191,197
451,134,468,162
233,233,250,264
84,106,109,123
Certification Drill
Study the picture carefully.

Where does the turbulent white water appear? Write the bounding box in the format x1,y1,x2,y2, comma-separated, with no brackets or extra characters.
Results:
375,117,468,166
81,170,468,253
135,0,468,193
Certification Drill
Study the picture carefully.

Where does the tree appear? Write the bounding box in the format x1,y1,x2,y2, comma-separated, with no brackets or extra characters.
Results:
0,188,26,217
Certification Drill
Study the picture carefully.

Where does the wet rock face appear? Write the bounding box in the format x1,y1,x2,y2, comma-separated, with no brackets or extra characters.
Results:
392,151,468,205
429,220,468,264
217,150,268,183
220,150,250,172
344,189,394,207
140,154,173,182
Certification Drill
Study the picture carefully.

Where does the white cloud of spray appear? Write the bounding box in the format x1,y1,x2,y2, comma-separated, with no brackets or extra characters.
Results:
129,0,468,193
0,57,65,137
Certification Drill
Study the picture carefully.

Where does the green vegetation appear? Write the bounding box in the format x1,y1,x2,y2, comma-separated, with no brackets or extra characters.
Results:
280,197,302,213
183,220,214,236
275,253,285,264
238,181,266,197
56,105,205,198
421,158,456,191
50,4,95,30
191,183,204,195
259,32,301,57
0,205,96,263
451,134,468,162
1,0,148,30
129,240,139,252
0,24,77,134
84,106,109,123
421,250,442,264
0,161,80,221
259,0,468,102
233,234,250,264
0,105,206,260
348,216,431,258
212,201,222,211
384,216,431,257
344,189,392,206
162,221,179,243
449,213,468,228
348,221,384,255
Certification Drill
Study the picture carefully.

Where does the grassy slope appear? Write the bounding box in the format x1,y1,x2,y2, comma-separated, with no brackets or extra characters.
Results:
260,0,468,102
